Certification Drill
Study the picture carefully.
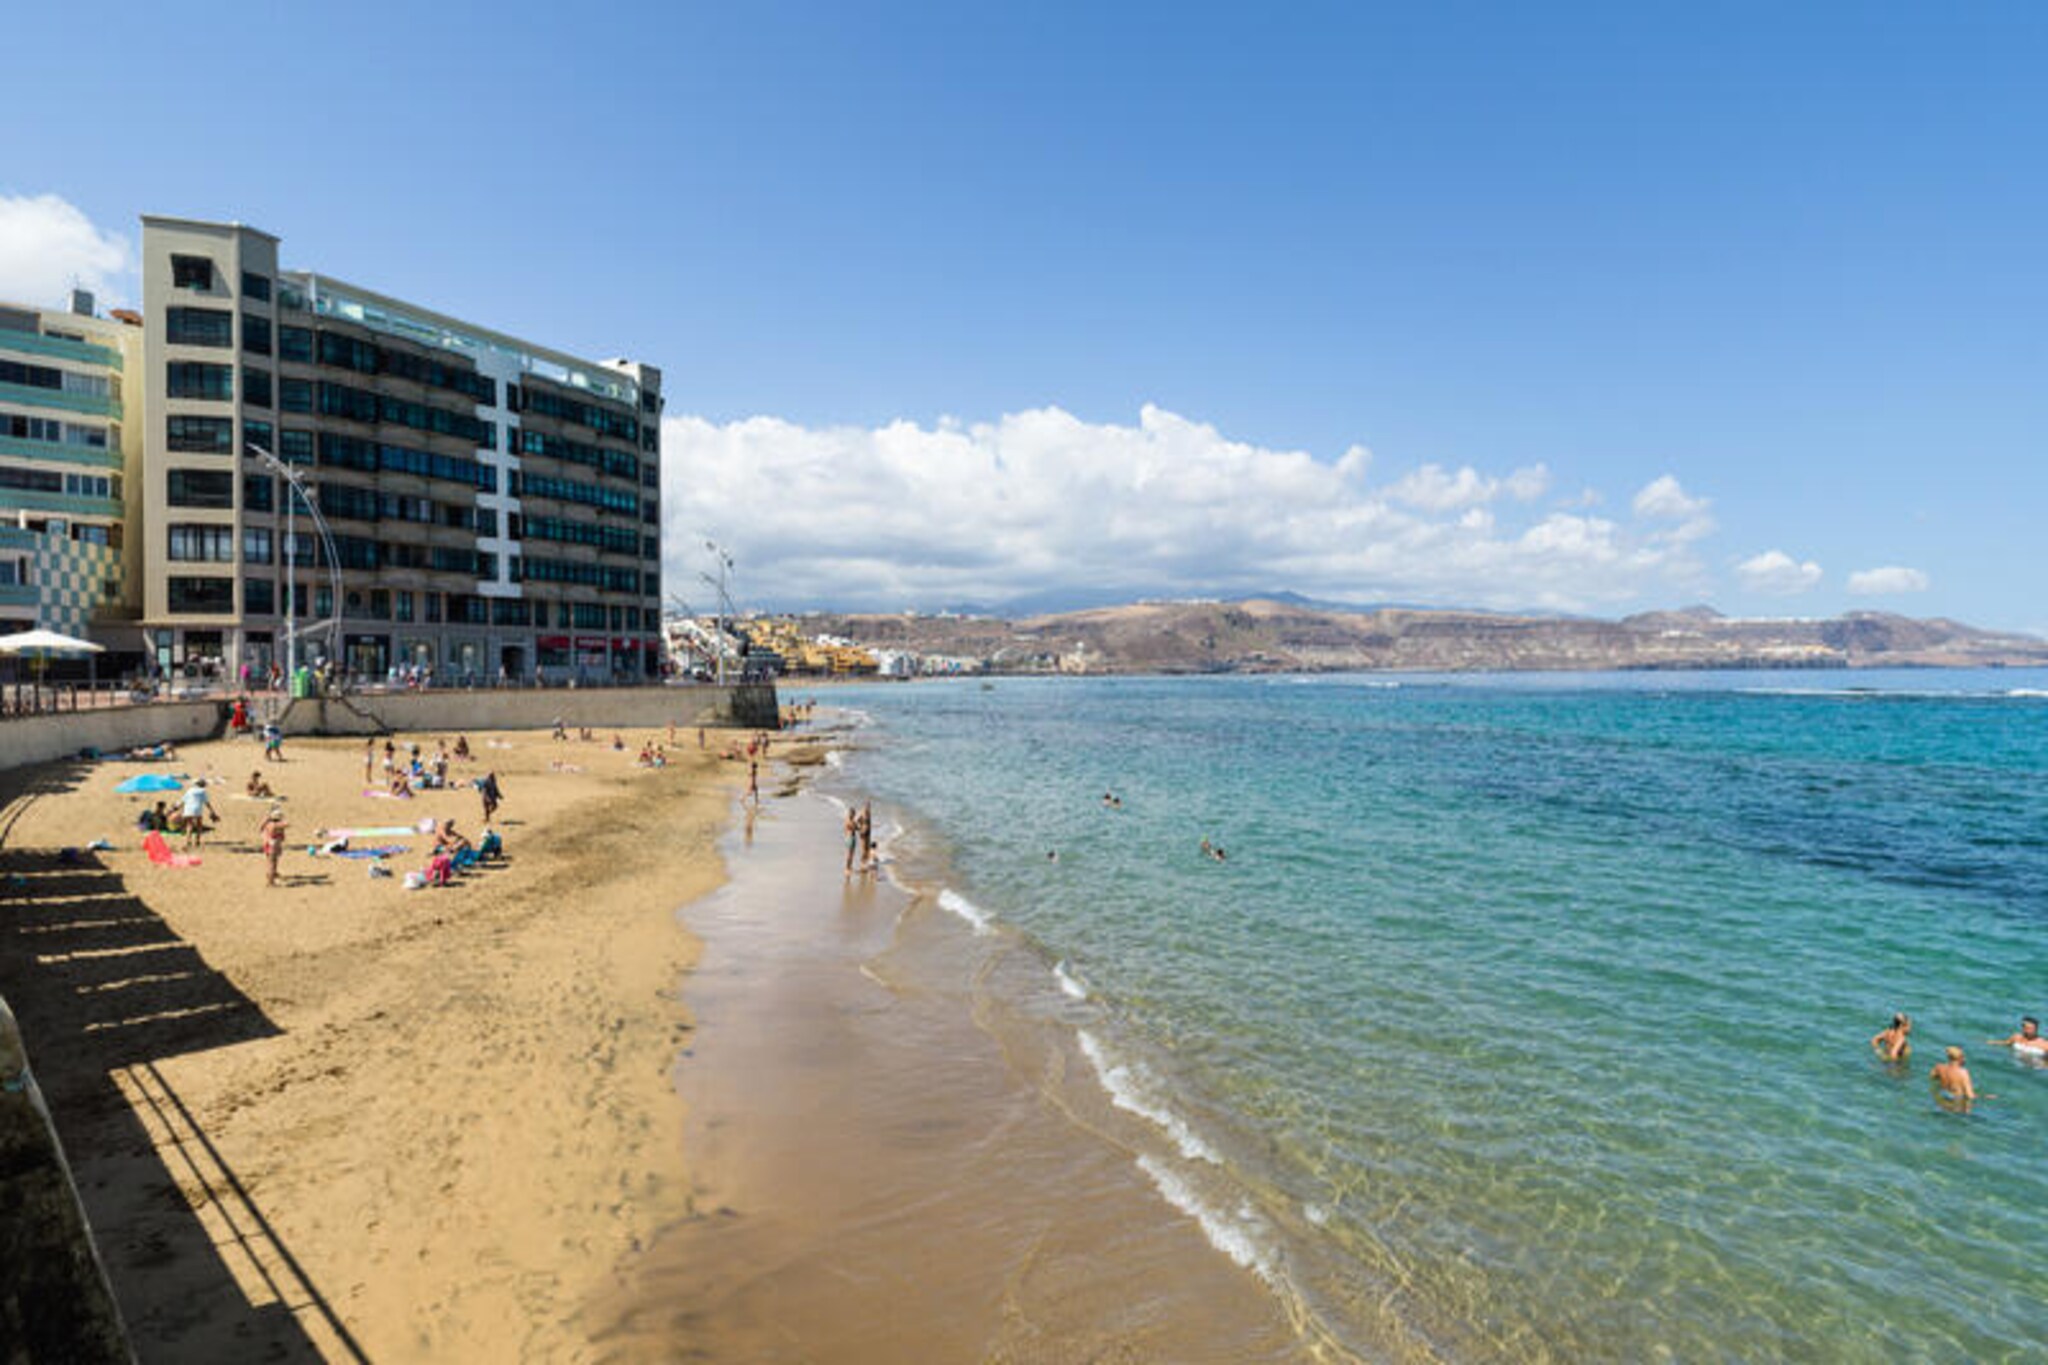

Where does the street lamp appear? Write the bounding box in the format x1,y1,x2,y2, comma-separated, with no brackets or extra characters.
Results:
702,539,735,684
245,443,344,687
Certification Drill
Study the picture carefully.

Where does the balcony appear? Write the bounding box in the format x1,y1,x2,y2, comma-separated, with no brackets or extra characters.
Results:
0,381,122,420
0,327,123,371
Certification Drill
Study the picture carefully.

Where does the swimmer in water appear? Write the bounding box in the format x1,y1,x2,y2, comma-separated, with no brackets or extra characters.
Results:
1871,1012,1912,1062
1988,1016,2048,1055
1931,1046,1983,1110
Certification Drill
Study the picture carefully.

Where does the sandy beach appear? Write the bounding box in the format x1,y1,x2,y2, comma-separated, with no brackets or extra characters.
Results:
0,723,760,1361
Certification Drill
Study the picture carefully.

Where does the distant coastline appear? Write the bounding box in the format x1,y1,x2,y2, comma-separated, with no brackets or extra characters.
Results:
750,599,2048,679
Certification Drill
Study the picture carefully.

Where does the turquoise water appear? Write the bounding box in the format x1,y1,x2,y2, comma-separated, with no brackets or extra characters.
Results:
821,671,2048,1362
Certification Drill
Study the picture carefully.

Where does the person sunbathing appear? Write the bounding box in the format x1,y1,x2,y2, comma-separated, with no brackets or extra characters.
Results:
388,771,414,798
246,770,275,799
453,735,472,761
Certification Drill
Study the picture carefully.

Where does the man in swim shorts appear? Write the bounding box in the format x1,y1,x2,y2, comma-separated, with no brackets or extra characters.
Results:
1988,1016,2047,1055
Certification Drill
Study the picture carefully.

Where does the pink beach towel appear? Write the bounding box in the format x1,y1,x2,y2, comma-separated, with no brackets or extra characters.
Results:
142,832,201,868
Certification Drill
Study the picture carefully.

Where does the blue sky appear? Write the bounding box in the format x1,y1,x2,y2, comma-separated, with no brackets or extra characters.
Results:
5,2,2045,627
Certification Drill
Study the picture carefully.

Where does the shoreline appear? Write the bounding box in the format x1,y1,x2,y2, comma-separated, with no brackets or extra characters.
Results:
589,737,1316,1362
0,726,750,1360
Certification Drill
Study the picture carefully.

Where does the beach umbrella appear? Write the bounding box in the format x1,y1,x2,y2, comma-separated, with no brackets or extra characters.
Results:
0,629,105,657
114,774,183,794
0,628,106,700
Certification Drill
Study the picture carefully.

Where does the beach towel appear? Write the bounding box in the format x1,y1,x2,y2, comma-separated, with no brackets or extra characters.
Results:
116,773,184,794
331,845,409,859
362,788,413,800
141,832,201,868
314,825,418,840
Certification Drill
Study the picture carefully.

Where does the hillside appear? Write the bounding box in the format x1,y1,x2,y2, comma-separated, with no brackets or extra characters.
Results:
785,600,2048,674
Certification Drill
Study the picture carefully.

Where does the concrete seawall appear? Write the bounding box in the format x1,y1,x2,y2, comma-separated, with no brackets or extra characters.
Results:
273,681,780,736
0,701,225,774
1,996,134,1363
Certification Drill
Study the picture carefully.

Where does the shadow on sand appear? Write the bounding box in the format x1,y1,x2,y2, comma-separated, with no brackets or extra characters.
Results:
0,760,367,1362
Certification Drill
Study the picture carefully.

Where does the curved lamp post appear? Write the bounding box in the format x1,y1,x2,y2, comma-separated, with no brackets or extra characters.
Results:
246,443,344,685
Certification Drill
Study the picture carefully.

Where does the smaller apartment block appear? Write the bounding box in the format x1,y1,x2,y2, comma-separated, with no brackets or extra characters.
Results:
139,217,663,683
0,296,138,638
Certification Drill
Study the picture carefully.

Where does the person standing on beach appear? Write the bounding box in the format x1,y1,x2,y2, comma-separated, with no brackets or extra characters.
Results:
857,802,875,872
1988,1016,2047,1055
362,738,375,784
747,759,761,804
844,806,860,873
259,806,288,887
262,721,284,762
1871,1013,1912,1062
477,771,503,823
179,780,217,851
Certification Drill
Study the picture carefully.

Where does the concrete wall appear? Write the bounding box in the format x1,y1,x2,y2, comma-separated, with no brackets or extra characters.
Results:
274,681,779,736
0,700,223,772
0,996,134,1363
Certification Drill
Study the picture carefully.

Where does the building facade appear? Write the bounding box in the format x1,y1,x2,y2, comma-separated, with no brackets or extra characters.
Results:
138,216,663,683
0,295,139,638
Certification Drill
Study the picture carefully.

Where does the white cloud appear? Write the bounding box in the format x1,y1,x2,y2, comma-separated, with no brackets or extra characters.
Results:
1384,461,1550,512
1736,549,1823,596
1387,463,1499,511
0,193,134,307
661,405,1713,612
1846,565,1930,595
1632,474,1709,521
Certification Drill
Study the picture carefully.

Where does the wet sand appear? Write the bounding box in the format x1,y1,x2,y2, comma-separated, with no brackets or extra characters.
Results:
586,787,1313,1362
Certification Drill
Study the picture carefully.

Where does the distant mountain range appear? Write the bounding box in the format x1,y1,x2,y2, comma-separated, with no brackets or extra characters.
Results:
786,600,2048,673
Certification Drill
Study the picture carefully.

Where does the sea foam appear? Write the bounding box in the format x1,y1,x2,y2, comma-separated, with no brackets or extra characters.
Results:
1136,1155,1276,1283
1052,959,1089,1000
1078,1031,1219,1165
937,888,995,935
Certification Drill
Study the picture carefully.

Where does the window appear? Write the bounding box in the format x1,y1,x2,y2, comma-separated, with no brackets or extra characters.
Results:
167,414,234,454
243,419,273,456
244,527,273,564
280,376,312,413
369,589,390,619
492,599,529,627
314,586,333,618
167,576,234,613
245,578,275,614
165,307,233,347
241,271,271,303
574,603,607,630
242,367,273,409
243,474,274,512
278,428,313,463
243,314,272,356
278,325,313,363
394,591,414,623
171,255,215,290
64,473,114,499
167,361,234,401
424,592,443,623
167,524,237,562
167,468,235,508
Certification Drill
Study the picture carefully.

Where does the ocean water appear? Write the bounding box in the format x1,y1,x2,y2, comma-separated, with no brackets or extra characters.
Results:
815,670,2048,1362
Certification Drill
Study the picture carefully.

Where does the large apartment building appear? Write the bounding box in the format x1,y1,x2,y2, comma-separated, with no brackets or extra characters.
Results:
138,216,664,683
0,294,139,638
